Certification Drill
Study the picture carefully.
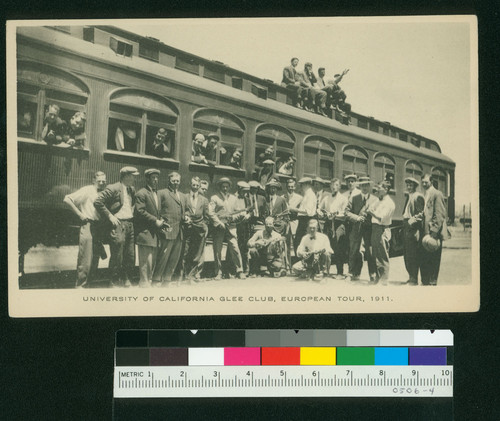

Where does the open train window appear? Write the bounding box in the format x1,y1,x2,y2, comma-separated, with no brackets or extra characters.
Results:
107,89,178,159
373,153,396,189
342,145,368,179
405,160,423,185
303,136,335,180
17,62,89,145
192,109,245,168
255,124,295,177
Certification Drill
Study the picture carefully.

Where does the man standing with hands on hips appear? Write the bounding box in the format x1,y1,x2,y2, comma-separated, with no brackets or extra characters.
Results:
95,166,139,288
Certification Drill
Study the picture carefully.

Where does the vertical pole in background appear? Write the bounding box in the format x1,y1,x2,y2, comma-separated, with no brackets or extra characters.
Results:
463,205,466,231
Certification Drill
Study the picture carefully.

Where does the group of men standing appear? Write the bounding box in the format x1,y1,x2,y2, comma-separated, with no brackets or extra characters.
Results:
63,166,446,288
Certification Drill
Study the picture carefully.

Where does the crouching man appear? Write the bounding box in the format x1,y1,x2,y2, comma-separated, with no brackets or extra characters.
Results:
292,219,333,281
247,217,286,278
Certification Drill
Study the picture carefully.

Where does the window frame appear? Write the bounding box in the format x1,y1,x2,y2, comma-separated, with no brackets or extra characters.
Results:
373,153,396,188
303,136,335,180
106,89,179,159
255,124,295,176
342,145,369,178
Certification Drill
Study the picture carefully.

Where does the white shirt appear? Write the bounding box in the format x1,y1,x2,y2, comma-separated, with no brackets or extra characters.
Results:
297,232,333,257
298,187,317,217
371,194,395,226
66,185,100,221
269,194,278,210
284,192,303,209
190,191,198,209
319,192,348,219
115,183,134,220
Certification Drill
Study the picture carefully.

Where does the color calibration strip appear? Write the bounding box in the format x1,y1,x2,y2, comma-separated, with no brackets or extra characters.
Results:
116,346,448,367
114,330,453,398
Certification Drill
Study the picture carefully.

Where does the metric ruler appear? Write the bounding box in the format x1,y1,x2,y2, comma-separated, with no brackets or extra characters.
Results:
114,365,452,398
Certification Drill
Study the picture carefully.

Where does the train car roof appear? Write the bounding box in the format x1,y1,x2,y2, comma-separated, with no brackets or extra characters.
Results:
16,25,455,167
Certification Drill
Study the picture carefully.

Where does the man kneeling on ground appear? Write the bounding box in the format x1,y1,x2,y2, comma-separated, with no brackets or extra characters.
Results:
293,219,333,281
247,217,286,278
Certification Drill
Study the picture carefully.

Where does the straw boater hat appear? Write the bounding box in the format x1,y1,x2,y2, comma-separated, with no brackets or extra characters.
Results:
216,177,232,187
298,176,313,184
357,176,372,185
405,177,420,186
194,133,205,142
344,174,358,181
207,133,220,141
422,234,441,252
262,159,275,165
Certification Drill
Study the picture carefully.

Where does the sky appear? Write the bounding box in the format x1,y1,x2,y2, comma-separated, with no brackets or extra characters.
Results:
116,17,477,210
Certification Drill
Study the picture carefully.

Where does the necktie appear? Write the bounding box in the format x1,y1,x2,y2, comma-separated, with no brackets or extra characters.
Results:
254,195,259,217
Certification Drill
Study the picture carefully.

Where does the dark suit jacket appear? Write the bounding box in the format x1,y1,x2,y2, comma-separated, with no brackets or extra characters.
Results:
134,186,162,247
94,182,136,219
423,186,447,237
345,193,378,225
249,193,267,222
403,192,425,232
267,195,288,219
158,188,187,240
184,192,210,229
281,65,297,86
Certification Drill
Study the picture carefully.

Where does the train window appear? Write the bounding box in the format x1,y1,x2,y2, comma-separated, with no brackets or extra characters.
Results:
255,124,295,176
405,160,423,183
203,65,225,83
410,136,420,147
251,84,268,100
399,133,408,142
369,121,379,133
110,37,133,57
232,77,243,90
175,56,200,75
304,137,335,179
357,118,368,129
432,168,448,196
83,27,95,43
17,63,89,144
193,109,245,167
343,146,368,178
107,89,178,158
373,153,395,188
139,42,159,62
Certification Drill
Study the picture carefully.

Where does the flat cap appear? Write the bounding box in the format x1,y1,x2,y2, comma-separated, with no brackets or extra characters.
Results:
144,168,160,177
248,181,261,188
262,159,275,165
237,181,250,190
422,234,442,252
266,179,281,189
120,166,139,176
298,177,313,184
207,132,220,140
344,174,358,181
405,177,420,186
216,177,232,186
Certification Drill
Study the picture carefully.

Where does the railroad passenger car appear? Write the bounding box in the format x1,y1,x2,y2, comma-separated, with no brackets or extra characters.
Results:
15,25,456,273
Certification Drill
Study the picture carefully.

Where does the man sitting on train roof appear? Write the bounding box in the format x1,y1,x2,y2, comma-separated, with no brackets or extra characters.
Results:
281,57,307,109
203,133,226,166
278,156,296,176
150,127,172,158
41,104,67,146
327,69,351,116
303,63,328,117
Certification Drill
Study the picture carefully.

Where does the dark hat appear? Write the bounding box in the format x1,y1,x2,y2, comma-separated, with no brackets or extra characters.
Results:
357,176,372,186
216,177,232,187
344,174,358,181
237,181,250,190
207,133,219,140
422,234,442,252
266,179,281,189
248,180,261,189
144,168,160,177
120,166,139,176
405,177,420,186
298,177,313,184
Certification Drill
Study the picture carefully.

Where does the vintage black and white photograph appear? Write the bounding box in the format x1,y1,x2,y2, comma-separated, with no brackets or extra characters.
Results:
7,17,479,316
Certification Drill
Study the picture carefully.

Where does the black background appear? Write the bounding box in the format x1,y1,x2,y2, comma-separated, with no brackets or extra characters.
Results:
1,1,499,420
